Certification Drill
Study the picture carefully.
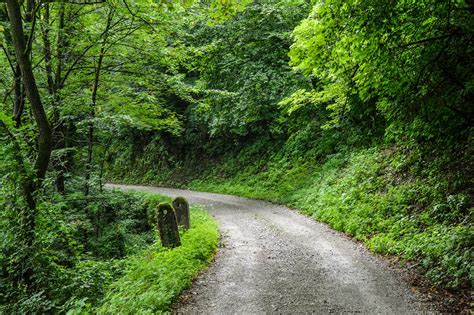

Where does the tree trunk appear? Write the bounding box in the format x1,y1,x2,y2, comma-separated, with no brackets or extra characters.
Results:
6,0,53,288
6,0,52,183
12,62,25,128
41,4,55,96
84,9,113,195
41,2,68,193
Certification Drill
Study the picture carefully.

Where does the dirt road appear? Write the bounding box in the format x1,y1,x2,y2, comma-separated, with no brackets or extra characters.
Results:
107,184,435,314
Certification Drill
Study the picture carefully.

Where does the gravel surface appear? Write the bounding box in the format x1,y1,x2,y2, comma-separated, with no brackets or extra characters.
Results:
107,184,437,314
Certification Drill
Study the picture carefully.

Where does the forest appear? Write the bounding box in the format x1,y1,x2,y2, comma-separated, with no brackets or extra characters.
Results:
0,0,472,313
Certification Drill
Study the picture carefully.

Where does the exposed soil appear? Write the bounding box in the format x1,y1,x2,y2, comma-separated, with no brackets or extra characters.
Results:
107,184,444,314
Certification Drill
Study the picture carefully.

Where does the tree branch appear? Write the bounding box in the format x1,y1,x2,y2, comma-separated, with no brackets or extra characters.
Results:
0,44,16,73
400,32,462,49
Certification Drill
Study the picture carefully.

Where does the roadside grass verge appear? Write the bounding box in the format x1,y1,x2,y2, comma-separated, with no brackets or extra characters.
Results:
96,206,219,314
58,190,219,314
188,147,472,292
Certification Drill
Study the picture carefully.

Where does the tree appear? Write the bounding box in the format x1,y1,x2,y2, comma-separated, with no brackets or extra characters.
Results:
288,0,473,141
187,0,311,143
5,0,52,287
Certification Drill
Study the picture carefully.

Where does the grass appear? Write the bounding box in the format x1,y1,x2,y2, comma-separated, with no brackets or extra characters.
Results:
187,147,472,291
52,190,220,314
94,206,219,314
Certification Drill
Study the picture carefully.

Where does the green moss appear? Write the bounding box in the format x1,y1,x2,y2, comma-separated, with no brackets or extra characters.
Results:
156,203,181,248
172,197,190,231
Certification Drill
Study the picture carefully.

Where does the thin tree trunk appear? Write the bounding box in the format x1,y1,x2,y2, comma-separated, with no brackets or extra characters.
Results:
85,9,113,195
55,4,68,193
3,12,26,128
55,3,65,92
41,2,68,193
41,4,54,96
12,63,25,128
84,46,105,195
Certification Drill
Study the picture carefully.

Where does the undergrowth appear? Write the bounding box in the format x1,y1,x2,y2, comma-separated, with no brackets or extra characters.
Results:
0,189,219,313
104,128,472,293
94,207,218,314
187,146,473,291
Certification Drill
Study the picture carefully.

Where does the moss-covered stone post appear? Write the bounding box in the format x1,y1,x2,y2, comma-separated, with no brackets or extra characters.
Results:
172,196,190,231
156,203,181,248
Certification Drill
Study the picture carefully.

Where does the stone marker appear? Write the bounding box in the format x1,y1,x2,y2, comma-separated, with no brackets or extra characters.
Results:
172,196,190,231
156,203,181,248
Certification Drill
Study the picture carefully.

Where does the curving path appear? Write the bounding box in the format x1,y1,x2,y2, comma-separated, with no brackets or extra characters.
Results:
106,184,436,314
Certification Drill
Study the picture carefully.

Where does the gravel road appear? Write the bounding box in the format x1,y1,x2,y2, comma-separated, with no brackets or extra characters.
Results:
106,184,436,314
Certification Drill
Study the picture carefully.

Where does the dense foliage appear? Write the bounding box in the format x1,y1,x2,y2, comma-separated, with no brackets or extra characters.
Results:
105,0,472,295
0,0,226,311
289,0,473,138
1,189,162,312
1,0,472,310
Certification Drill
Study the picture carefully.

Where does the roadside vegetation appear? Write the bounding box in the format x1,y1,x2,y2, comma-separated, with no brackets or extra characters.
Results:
105,0,473,298
1,0,472,311
0,188,218,313
90,205,218,314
